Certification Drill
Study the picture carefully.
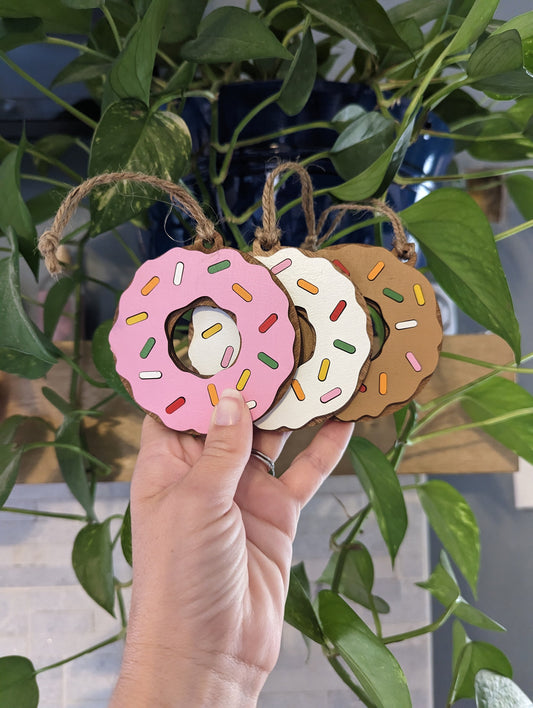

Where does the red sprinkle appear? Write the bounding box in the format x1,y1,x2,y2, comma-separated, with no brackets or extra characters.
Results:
166,396,186,414
359,384,367,393
333,259,350,276
330,300,347,322
259,313,278,333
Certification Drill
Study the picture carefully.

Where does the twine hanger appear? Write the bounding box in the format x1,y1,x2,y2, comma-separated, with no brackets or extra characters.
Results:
38,171,218,276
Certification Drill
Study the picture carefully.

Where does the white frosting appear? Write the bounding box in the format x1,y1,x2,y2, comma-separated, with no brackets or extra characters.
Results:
188,306,240,375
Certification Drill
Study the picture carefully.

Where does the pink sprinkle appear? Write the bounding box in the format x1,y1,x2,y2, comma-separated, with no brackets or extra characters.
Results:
271,258,292,275
221,346,234,369
320,387,342,404
406,351,422,372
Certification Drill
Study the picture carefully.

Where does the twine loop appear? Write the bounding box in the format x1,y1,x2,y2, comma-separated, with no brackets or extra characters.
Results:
38,171,218,275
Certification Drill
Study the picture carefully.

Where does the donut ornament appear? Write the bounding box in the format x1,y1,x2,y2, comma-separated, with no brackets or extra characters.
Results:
317,201,443,421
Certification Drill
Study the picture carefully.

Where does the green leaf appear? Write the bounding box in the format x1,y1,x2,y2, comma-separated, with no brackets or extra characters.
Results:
26,187,70,226
447,0,500,54
348,437,407,563
475,670,533,708
0,416,25,445
55,416,94,517
461,377,533,465
330,110,396,181
493,11,533,74
61,0,103,7
388,0,449,27
0,656,39,708
41,387,72,415
0,144,38,277
278,26,316,117
88,99,191,235
418,552,505,632
417,480,480,595
0,229,58,379
507,174,533,220
162,61,196,97
159,0,208,45
319,546,390,614
92,320,132,399
0,0,91,34
120,504,132,567
331,104,367,132
467,30,533,97
32,135,78,176
454,640,512,701
43,275,77,340
109,0,169,106
0,444,22,509
318,591,411,708
401,189,521,363
452,619,469,673
72,520,115,616
284,563,324,643
52,53,111,88
181,7,292,63
0,17,45,51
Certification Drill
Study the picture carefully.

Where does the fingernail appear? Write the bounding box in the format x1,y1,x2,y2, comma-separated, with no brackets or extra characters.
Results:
214,389,243,426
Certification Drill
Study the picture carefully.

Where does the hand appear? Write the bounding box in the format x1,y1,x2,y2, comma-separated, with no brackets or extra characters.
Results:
111,389,354,707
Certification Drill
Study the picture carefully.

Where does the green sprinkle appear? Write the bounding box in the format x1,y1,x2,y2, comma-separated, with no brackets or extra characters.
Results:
333,339,356,354
383,287,404,303
208,259,231,274
258,352,279,369
140,337,156,359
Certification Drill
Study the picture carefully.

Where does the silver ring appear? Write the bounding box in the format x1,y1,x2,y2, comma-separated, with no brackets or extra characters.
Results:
250,449,276,476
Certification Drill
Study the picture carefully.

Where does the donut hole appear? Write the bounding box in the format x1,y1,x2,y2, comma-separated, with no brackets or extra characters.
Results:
295,306,317,365
366,299,389,360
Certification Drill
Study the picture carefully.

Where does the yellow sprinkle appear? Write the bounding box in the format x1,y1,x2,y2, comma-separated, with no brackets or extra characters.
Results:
413,283,425,305
126,312,148,325
141,276,160,295
367,261,385,281
318,358,330,382
291,379,305,401
207,383,219,406
232,283,252,301
379,372,388,395
202,323,223,339
297,278,319,295
236,369,251,391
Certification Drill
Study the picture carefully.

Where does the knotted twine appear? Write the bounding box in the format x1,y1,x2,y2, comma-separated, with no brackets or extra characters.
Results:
38,171,218,276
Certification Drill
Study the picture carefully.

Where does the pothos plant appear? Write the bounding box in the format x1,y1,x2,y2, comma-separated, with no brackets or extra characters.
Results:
1,0,533,706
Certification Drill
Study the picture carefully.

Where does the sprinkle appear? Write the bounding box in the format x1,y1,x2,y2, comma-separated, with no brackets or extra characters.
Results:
413,283,425,305
359,383,367,393
291,379,305,401
297,278,319,295
202,323,223,339
166,396,185,414
141,276,160,295
320,387,342,404
333,259,350,276
140,337,156,359
173,261,184,285
126,312,148,325
406,351,422,372
271,258,292,275
259,313,278,333
318,358,330,382
236,369,251,391
139,371,162,379
207,383,219,406
247,400,257,410
232,283,253,301
333,339,356,354
368,261,385,281
258,352,278,369
208,259,231,274
221,346,234,368
330,300,347,322
379,373,387,395
395,319,418,330
383,287,404,303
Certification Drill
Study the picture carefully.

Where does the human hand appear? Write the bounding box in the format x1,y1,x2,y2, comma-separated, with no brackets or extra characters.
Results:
110,389,354,707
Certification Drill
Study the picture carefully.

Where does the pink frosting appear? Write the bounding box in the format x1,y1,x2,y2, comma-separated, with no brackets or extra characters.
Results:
109,247,296,433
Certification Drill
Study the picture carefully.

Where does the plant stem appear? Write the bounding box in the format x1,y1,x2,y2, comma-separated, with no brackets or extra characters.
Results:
156,48,177,69
35,631,125,675
396,163,533,186
326,653,376,707
111,229,142,266
0,51,97,130
440,351,533,375
21,174,73,190
59,352,109,388
331,507,372,594
383,599,459,644
91,391,118,411
102,5,122,53
1,507,88,521
25,146,82,183
116,584,128,629
213,121,334,153
263,0,299,24
495,218,533,242
22,442,112,474
45,36,112,62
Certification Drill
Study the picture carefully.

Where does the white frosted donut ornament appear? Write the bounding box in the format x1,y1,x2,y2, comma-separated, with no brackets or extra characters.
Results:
320,244,442,420
109,243,300,434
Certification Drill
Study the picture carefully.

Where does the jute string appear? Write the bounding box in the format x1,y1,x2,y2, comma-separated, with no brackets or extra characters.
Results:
254,161,316,252
38,171,218,275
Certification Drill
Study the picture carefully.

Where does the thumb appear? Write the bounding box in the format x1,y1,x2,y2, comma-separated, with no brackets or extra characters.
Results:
190,388,253,504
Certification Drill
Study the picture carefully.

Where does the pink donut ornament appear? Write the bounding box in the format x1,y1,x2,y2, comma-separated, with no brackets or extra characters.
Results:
109,245,300,434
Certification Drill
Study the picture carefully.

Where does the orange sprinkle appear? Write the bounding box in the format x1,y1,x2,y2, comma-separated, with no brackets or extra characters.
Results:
207,383,219,406
236,369,251,391
367,261,385,281
126,312,148,325
297,278,319,294
141,276,160,295
291,379,305,401
379,372,387,395
232,283,252,301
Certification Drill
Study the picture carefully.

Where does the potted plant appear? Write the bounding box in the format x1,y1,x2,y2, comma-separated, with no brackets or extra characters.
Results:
1,0,533,705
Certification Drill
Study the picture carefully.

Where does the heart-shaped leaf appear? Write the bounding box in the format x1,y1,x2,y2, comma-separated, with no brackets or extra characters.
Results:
72,520,115,615
43,274,77,339
55,416,94,517
278,25,316,117
0,17,45,51
453,640,512,701
0,656,38,708
285,563,324,644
